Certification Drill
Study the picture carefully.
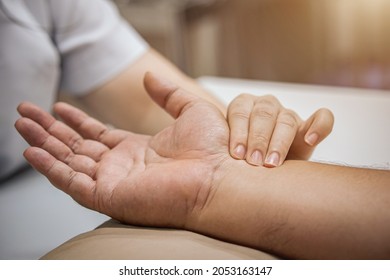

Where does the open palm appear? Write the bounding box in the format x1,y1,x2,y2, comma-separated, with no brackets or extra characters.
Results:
15,73,230,228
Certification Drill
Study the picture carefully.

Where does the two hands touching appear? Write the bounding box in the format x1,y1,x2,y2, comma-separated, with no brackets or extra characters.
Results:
15,72,333,229
15,73,340,257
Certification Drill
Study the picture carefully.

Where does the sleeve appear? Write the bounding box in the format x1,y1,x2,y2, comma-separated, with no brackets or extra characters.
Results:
51,0,149,95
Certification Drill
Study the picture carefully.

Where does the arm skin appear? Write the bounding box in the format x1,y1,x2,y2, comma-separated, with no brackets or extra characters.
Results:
16,73,388,259
79,48,334,166
190,159,390,259
80,49,225,135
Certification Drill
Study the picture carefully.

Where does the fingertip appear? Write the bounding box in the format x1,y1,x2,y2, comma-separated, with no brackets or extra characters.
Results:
264,151,280,168
319,107,335,120
144,71,176,94
304,132,319,146
14,118,28,140
23,146,37,159
25,147,58,175
144,72,200,119
23,147,46,167
53,101,65,110
246,150,263,166
314,107,335,131
14,117,34,137
53,102,89,127
53,102,75,115
14,117,24,130
23,146,44,159
143,71,153,87
16,101,35,115
231,143,246,160
144,72,178,110
143,71,154,97
16,102,27,114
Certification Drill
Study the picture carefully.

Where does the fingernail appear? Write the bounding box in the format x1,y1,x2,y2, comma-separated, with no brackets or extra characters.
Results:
233,144,246,159
265,152,280,167
305,133,319,146
249,150,263,166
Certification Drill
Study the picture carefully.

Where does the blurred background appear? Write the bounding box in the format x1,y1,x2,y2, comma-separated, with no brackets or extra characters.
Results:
113,0,390,90
2,0,389,260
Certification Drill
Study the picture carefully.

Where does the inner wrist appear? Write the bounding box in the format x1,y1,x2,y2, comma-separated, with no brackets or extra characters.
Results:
184,157,276,250
185,156,257,232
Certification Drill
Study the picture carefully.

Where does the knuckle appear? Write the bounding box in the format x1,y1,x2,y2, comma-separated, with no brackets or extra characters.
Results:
229,93,254,109
94,144,108,161
229,111,250,121
67,170,77,189
250,132,270,147
69,135,83,152
63,150,74,164
228,94,254,120
278,110,298,129
96,127,109,142
265,94,279,104
164,86,194,118
46,159,57,175
164,86,181,108
90,163,98,180
257,95,280,106
40,135,52,149
252,101,278,119
251,97,280,120
236,93,253,100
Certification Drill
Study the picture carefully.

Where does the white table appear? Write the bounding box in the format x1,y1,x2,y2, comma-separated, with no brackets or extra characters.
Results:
1,77,389,260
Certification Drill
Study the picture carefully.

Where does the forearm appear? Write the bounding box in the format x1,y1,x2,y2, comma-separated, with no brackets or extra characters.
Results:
81,49,225,134
188,159,390,259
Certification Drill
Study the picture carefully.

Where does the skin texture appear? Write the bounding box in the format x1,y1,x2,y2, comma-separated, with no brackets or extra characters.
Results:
16,73,389,259
16,73,230,228
79,49,334,167
227,94,333,166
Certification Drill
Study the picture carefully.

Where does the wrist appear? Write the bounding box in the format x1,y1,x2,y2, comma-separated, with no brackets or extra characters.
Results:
184,156,271,248
184,156,236,230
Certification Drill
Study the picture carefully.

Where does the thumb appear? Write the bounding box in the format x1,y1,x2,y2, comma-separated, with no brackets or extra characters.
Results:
143,72,199,119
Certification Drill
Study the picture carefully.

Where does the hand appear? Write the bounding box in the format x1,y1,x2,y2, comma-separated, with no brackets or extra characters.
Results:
15,73,231,228
228,94,334,167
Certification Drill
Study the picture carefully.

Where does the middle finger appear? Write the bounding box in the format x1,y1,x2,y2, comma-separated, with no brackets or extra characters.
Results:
246,96,280,166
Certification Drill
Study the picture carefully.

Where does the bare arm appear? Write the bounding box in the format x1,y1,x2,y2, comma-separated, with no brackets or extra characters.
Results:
189,159,390,259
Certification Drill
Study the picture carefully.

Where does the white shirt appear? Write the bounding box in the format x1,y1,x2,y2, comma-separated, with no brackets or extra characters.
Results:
0,0,148,180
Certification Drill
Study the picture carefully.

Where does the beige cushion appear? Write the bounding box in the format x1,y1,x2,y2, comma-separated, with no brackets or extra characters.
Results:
42,220,277,260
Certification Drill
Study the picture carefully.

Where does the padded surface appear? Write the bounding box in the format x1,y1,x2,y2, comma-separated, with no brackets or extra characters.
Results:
42,220,277,260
